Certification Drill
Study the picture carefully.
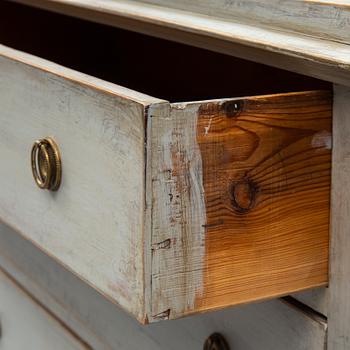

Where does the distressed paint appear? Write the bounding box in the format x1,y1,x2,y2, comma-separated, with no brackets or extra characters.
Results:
12,0,350,44
0,44,164,322
194,92,331,313
147,102,207,321
148,91,331,320
10,0,350,87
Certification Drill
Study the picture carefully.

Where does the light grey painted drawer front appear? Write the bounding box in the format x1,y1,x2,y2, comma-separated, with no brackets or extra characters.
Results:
0,268,90,350
0,45,162,322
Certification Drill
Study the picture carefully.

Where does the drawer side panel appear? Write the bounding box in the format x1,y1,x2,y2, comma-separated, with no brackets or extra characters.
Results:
149,90,331,320
0,221,328,350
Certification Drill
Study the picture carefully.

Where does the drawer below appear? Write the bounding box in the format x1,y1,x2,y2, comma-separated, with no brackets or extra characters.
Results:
0,268,90,350
0,2,331,323
0,222,328,350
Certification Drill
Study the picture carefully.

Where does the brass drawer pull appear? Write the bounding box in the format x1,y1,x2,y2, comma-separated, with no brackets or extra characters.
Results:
204,333,230,350
31,137,61,191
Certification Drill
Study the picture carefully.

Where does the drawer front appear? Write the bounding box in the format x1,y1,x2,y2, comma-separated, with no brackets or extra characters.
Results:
0,44,162,322
0,268,90,350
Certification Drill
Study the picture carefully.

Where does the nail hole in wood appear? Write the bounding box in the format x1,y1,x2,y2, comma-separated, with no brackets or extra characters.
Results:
222,100,242,118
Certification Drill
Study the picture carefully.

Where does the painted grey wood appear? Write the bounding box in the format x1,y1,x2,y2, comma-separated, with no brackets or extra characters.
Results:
140,0,350,44
0,44,163,322
327,85,350,350
0,269,90,350
146,102,206,321
11,0,350,88
292,288,328,316
0,222,327,350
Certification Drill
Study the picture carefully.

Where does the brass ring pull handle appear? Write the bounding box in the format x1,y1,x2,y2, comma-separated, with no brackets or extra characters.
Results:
31,137,62,191
203,333,230,350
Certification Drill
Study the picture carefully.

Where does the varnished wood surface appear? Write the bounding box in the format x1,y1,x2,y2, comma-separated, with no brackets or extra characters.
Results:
0,1,330,103
12,0,350,45
149,91,331,320
196,91,332,312
141,0,350,43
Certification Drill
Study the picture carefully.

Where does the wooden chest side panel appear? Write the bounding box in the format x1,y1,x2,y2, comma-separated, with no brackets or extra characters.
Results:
149,91,331,320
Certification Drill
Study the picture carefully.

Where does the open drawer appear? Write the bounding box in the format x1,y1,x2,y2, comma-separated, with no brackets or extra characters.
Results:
0,2,331,323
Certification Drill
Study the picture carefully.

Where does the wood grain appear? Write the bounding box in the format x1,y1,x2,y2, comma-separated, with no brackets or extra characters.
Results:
12,0,350,44
0,268,91,350
0,221,328,350
148,102,206,321
149,91,332,320
0,42,332,323
327,85,350,350
306,0,350,8
0,1,330,104
196,91,332,313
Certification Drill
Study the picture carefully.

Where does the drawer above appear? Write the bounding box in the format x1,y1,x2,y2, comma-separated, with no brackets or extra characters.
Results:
0,3,331,323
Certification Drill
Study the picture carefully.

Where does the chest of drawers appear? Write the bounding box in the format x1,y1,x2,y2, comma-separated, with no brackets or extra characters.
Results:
0,1,332,323
1,0,350,349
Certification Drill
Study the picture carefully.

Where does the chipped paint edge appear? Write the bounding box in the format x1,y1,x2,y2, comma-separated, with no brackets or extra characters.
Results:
146,102,206,321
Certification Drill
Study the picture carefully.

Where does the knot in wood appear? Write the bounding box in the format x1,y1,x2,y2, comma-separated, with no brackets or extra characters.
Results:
230,178,257,214
222,100,242,118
